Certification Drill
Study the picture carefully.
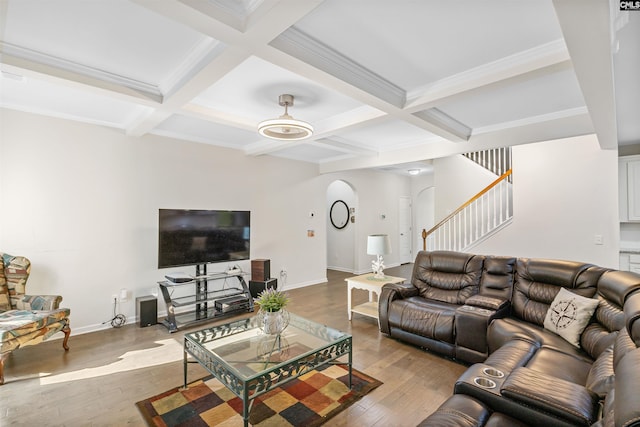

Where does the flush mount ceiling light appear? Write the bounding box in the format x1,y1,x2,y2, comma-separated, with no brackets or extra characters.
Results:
258,94,313,141
408,169,421,175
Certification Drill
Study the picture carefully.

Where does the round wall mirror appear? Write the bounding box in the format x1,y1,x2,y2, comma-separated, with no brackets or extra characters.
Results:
330,200,349,229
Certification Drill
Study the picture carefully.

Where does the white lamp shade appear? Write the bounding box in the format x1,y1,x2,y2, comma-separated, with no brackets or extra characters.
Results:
367,234,391,256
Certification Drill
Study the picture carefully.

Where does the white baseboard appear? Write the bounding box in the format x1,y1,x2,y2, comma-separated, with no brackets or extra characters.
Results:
67,278,331,336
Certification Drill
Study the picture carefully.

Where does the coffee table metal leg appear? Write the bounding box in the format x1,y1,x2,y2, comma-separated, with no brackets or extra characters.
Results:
348,338,353,389
243,386,250,427
183,345,188,389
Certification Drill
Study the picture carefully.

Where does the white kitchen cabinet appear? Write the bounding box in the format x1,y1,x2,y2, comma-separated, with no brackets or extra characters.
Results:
620,253,630,271
620,156,640,222
628,160,640,221
629,254,640,274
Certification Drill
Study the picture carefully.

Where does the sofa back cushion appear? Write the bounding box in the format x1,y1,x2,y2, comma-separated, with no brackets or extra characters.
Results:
623,291,640,346
581,270,639,359
411,251,484,304
479,256,516,300
512,258,600,326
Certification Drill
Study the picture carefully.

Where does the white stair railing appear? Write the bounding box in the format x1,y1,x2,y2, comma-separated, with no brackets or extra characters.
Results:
422,169,513,252
462,147,512,182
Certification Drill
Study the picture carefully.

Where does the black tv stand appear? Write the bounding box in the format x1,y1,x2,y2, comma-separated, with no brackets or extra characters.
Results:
158,264,254,332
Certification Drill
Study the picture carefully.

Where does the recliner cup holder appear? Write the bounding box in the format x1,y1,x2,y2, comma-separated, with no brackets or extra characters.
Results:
482,367,504,378
473,377,496,389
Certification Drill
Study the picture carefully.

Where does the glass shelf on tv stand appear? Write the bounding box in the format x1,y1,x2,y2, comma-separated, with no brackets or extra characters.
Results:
158,269,254,333
160,271,245,286
170,287,246,307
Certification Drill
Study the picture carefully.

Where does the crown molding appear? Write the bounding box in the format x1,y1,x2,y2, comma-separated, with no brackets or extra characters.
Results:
0,101,138,130
160,38,225,98
270,27,406,108
316,136,378,156
413,108,472,141
405,39,570,110
178,0,257,31
1,41,162,100
472,106,588,135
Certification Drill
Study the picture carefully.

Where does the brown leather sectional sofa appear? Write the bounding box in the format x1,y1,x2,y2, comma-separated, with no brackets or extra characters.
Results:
378,251,640,426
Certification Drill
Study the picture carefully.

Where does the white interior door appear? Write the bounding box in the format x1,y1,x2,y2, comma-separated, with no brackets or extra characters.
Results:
399,197,412,264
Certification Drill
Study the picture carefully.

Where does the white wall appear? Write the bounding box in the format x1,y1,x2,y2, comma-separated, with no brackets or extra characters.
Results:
411,172,435,256
473,134,619,268
0,109,412,332
433,154,497,220
0,110,322,332
326,180,356,272
346,172,412,273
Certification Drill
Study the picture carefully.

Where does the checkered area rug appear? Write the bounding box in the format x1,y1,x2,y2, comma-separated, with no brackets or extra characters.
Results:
136,365,382,426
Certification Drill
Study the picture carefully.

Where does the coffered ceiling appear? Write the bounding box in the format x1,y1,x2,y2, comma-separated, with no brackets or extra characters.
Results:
1,0,638,175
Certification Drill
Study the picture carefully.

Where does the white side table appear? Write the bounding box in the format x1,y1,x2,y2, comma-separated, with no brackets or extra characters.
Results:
345,273,405,324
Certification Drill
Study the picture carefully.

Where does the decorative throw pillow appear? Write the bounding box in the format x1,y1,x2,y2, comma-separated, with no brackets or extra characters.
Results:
543,287,599,347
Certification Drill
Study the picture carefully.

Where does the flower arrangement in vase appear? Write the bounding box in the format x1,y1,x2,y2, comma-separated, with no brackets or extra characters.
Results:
255,288,290,334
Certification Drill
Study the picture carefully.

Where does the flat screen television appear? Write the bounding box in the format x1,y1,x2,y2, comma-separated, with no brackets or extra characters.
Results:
158,209,250,269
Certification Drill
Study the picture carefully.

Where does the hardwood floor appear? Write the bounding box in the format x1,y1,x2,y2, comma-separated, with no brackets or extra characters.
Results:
0,265,467,426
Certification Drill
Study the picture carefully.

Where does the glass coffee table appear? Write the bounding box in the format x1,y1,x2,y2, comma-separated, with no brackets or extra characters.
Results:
183,312,352,427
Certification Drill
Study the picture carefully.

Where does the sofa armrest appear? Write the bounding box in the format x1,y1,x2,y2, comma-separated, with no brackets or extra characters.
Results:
381,282,418,299
15,295,63,311
455,301,510,362
465,295,509,311
500,367,599,427
379,282,419,334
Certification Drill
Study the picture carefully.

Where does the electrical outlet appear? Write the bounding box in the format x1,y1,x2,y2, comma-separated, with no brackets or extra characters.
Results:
111,294,118,302
280,268,287,278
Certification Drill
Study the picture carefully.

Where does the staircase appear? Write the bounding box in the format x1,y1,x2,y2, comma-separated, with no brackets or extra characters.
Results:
422,148,513,252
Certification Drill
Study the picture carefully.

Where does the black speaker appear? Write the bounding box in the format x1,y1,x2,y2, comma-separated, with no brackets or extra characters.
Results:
249,278,278,299
136,296,157,327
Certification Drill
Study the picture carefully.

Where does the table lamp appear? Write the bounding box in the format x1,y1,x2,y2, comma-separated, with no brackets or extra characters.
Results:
367,234,391,279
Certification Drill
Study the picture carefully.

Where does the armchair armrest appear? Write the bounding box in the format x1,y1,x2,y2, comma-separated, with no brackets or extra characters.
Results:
379,282,419,334
15,295,63,311
465,295,509,311
500,367,599,427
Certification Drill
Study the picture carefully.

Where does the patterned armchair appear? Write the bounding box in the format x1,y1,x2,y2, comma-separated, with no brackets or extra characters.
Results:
0,253,71,384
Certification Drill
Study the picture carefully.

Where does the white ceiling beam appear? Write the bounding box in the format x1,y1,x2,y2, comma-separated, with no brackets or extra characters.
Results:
127,0,471,145
0,51,162,106
132,0,244,43
125,46,251,136
315,137,378,156
267,28,467,142
319,111,594,174
553,0,617,150
313,105,388,135
127,0,324,137
181,103,256,131
405,39,570,111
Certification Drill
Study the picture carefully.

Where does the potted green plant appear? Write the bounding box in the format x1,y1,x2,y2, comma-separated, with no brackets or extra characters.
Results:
255,287,290,312
256,288,290,334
